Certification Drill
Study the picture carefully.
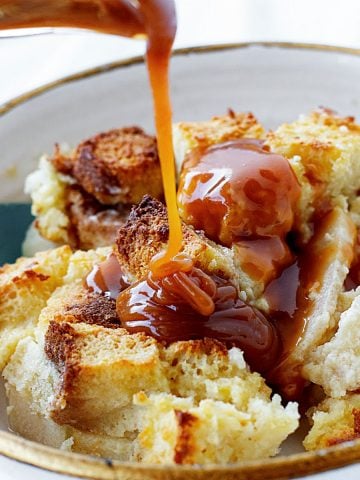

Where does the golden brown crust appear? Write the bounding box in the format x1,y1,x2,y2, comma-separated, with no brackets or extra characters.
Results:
115,195,169,277
44,322,83,408
115,195,236,281
45,321,78,370
175,111,264,151
43,284,120,332
51,144,74,176
168,338,228,360
71,127,163,205
173,410,198,464
60,292,119,328
312,107,360,132
326,409,360,446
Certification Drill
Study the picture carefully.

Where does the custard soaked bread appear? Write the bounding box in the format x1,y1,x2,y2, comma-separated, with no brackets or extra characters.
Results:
2,247,298,463
173,110,265,171
25,127,163,251
0,246,72,370
266,109,360,240
116,195,240,291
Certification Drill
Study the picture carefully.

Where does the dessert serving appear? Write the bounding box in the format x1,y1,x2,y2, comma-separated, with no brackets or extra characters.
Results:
1,0,360,471
1,107,360,464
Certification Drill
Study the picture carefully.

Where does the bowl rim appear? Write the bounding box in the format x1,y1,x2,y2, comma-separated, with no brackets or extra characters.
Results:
0,40,359,117
1,41,360,479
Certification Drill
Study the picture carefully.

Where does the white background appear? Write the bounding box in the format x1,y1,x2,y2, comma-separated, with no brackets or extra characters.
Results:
1,0,360,478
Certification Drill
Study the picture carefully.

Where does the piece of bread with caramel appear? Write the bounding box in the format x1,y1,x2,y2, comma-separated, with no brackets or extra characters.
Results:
304,394,360,450
3,314,298,463
0,232,299,464
266,109,360,241
173,110,265,173
25,127,163,250
115,195,267,308
272,207,356,398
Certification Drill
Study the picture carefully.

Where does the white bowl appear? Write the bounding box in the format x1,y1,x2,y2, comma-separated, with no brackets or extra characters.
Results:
0,43,360,480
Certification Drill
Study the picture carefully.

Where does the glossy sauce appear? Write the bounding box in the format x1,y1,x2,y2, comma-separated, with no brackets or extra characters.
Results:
116,266,280,373
265,209,355,399
86,253,130,299
178,139,301,284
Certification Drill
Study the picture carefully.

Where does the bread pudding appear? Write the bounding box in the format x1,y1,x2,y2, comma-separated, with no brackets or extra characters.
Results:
1,108,360,463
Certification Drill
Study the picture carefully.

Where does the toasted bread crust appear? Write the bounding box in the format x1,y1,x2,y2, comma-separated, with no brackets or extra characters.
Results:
58,291,119,328
115,195,170,277
173,410,198,464
115,195,237,283
45,322,78,371
70,127,162,205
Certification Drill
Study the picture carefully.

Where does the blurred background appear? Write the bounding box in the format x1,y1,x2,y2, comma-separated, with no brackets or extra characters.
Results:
1,0,360,105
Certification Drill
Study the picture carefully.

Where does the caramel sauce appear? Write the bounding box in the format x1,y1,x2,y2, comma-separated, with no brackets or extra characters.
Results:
233,237,294,285
116,264,280,373
266,209,355,400
86,253,130,299
178,139,301,284
178,139,301,245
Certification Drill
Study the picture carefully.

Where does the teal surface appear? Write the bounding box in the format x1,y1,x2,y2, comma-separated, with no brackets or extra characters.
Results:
0,204,33,265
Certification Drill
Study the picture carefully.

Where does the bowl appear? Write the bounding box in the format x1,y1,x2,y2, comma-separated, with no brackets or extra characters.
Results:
0,42,360,479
